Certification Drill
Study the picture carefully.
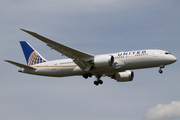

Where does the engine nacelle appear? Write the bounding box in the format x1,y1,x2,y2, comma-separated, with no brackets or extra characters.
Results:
93,55,114,67
113,70,134,82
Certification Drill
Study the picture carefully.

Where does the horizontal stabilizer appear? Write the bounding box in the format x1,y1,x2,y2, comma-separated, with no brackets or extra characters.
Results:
4,60,36,70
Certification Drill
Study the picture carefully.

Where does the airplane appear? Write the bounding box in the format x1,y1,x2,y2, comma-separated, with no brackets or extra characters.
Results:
5,29,177,86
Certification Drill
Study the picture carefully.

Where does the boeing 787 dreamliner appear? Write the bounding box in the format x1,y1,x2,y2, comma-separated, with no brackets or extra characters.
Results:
5,29,177,86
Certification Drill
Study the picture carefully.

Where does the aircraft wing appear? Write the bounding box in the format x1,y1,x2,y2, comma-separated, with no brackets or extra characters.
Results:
4,60,36,70
20,29,94,71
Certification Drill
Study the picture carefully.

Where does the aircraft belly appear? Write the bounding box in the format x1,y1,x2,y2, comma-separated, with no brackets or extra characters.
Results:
90,66,118,75
32,67,76,77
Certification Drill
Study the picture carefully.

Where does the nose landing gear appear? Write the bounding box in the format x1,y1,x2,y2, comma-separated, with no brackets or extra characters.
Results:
159,65,165,74
159,69,163,74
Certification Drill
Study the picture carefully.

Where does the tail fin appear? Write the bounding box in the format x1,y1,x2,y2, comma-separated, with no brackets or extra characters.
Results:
20,41,46,66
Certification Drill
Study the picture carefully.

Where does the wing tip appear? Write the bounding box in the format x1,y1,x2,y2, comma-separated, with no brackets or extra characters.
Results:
20,28,26,32
4,60,10,62
20,28,36,34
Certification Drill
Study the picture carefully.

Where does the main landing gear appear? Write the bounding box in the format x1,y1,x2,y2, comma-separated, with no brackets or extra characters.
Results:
83,72,92,79
94,75,103,86
159,65,165,74
94,79,103,86
82,73,103,86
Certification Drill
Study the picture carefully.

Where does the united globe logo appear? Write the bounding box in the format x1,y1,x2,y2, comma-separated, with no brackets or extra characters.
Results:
28,51,45,66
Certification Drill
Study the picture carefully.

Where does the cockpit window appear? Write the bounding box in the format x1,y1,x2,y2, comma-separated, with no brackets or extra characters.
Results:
165,52,171,55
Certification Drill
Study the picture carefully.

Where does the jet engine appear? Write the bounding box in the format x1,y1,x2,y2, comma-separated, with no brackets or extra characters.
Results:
113,70,134,82
93,55,114,67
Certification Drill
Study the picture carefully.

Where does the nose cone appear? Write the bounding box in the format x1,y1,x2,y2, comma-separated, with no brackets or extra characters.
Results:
164,55,177,65
170,55,177,63
173,55,177,62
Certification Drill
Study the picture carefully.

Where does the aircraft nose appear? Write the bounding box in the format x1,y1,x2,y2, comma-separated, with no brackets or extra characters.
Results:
164,55,177,65
171,55,177,63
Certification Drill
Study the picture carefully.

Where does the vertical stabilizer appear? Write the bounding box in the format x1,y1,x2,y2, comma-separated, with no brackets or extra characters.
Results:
20,41,46,66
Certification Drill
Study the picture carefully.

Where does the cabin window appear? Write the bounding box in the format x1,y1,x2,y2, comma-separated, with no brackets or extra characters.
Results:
165,52,171,55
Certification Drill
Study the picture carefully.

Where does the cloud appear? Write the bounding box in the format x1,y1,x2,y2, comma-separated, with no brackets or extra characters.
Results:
144,101,180,120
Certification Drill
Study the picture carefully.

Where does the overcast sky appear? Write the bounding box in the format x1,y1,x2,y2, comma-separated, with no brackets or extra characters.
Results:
1,0,180,120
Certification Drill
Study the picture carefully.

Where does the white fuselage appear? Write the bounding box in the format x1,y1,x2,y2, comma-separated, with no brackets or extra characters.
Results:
19,49,177,77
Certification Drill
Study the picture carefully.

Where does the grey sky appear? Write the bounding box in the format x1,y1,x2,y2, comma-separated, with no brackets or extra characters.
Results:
1,0,180,120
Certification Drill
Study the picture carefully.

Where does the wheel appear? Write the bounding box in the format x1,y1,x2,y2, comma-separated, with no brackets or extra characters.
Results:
94,81,99,86
99,80,103,84
87,73,92,77
83,74,88,79
159,70,163,74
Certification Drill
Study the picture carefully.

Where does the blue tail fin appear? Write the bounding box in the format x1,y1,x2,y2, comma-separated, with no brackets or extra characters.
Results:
20,41,46,66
